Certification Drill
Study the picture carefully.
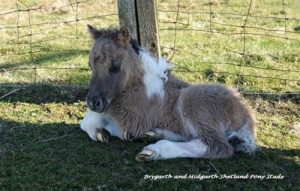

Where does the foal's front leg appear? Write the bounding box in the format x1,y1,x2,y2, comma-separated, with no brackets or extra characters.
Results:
136,139,208,162
80,110,124,142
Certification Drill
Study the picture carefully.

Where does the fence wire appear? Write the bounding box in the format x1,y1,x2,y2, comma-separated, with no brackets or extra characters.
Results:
0,0,299,95
156,0,300,94
0,0,117,88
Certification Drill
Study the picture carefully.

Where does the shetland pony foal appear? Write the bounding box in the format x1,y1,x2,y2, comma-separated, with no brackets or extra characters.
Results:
80,25,256,162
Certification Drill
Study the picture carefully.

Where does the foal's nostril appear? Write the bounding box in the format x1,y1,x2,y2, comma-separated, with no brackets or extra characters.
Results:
94,98,102,109
87,95,108,112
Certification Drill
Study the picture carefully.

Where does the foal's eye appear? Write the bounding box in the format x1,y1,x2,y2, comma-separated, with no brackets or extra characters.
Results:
109,59,122,73
164,70,167,74
109,65,120,73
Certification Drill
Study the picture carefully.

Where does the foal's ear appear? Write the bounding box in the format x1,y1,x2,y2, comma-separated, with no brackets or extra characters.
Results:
87,24,102,39
116,27,130,48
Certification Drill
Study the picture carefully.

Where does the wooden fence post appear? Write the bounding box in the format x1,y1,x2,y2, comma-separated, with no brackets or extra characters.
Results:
117,0,138,41
135,0,160,57
118,0,160,57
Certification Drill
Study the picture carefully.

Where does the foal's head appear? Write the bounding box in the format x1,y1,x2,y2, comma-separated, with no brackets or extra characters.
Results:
86,25,141,112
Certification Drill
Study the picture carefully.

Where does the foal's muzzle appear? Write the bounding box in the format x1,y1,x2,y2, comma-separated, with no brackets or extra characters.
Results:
87,96,108,113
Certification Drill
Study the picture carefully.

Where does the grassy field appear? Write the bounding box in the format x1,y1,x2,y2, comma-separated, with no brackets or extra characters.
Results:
1,0,300,190
0,86,299,190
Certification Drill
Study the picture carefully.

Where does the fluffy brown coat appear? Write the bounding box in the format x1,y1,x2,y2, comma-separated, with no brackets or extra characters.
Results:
85,26,256,159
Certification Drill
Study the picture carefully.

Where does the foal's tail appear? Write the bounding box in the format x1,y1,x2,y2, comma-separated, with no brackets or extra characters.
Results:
227,118,256,154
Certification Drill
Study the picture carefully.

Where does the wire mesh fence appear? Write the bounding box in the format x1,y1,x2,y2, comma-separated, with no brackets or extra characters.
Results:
0,0,299,95
157,0,300,94
0,0,118,88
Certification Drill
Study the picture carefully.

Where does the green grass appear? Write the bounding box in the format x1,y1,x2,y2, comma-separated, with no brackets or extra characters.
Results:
0,86,299,190
1,0,300,190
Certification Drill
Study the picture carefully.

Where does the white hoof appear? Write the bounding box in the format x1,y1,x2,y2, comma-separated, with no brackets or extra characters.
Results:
135,149,157,162
142,131,157,142
96,129,110,143
123,131,134,141
144,131,156,137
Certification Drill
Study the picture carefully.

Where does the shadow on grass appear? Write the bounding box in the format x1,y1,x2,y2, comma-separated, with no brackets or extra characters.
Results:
1,83,300,105
244,93,300,105
0,84,89,104
0,49,89,70
0,118,299,191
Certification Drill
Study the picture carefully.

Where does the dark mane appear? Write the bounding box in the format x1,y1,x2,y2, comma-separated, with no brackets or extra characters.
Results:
130,39,141,54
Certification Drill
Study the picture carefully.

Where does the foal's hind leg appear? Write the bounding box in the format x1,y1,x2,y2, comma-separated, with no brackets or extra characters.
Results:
136,139,207,162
